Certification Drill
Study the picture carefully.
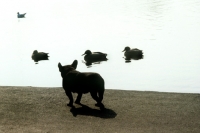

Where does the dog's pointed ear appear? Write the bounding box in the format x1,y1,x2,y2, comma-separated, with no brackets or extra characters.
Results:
71,60,78,69
58,62,62,71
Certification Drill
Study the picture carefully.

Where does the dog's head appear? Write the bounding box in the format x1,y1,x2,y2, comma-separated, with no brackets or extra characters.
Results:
58,60,78,78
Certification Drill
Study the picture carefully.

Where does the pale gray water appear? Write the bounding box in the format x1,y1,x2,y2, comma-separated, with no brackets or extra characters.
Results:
0,0,200,93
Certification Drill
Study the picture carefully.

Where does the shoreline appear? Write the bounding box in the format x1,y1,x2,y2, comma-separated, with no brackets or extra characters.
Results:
1,85,199,94
1,86,200,133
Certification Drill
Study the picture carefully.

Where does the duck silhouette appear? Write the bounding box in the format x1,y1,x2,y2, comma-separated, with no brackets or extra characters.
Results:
82,50,108,66
31,50,49,63
122,46,143,61
17,12,26,18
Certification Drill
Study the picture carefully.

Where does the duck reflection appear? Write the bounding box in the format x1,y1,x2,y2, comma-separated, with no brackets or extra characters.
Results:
31,50,49,64
122,46,143,63
82,60,105,68
82,50,108,67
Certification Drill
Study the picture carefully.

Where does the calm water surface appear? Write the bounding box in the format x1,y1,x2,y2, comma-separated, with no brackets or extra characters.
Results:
0,0,200,93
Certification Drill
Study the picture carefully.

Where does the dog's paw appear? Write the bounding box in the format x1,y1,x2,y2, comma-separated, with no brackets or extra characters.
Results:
75,101,81,105
67,103,74,107
95,103,105,110
100,106,105,110
95,103,104,107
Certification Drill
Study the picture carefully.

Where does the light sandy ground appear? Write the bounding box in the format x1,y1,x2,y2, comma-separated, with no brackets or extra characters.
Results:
0,86,200,133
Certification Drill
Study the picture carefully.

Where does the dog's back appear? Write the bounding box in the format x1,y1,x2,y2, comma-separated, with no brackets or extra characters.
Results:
63,70,104,93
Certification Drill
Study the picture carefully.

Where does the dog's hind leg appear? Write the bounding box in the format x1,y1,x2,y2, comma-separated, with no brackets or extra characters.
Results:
90,91,104,109
65,91,74,107
90,91,99,103
97,90,105,109
75,93,82,104
98,90,104,103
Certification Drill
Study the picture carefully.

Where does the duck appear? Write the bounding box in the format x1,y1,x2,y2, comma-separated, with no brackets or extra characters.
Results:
31,50,49,63
122,46,143,60
82,50,108,63
17,12,26,18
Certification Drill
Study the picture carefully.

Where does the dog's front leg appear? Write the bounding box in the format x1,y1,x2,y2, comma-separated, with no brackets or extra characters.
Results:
75,93,82,104
65,91,74,107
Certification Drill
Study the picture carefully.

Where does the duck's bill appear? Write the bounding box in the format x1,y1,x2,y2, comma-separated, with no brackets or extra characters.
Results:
122,50,125,52
82,53,86,56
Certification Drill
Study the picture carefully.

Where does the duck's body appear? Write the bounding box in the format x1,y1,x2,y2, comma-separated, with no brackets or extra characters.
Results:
122,46,143,60
82,50,108,63
31,50,49,62
17,12,26,18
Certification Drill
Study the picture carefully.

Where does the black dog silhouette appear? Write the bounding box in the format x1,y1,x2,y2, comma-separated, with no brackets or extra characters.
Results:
58,60,105,109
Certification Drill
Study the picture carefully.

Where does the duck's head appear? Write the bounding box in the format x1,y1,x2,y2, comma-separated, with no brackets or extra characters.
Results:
122,46,131,52
82,50,92,56
33,50,38,54
17,12,19,14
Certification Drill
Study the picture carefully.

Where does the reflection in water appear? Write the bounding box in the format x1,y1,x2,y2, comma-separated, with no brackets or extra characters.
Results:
31,50,49,64
82,60,108,67
122,46,143,62
82,50,108,67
